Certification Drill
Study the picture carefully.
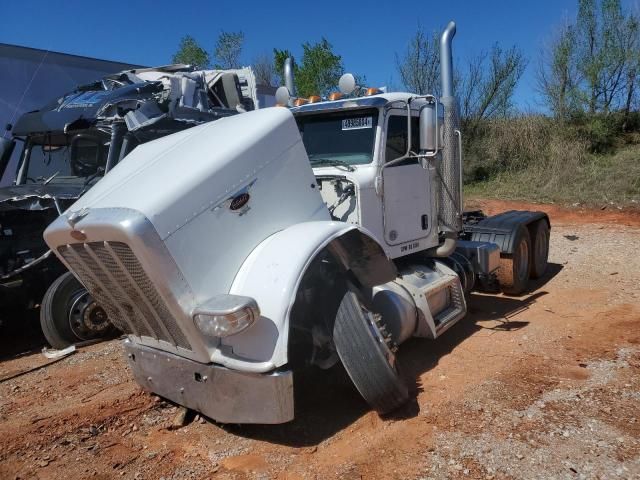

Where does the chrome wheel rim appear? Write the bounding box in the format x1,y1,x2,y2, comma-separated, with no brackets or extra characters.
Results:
364,311,398,370
68,291,109,340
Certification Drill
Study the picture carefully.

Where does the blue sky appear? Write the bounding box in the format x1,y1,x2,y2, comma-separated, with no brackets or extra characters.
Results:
2,1,635,110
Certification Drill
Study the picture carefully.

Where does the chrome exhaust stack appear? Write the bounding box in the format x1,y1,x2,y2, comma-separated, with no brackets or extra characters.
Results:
284,57,296,97
440,22,456,98
275,58,297,106
436,21,463,254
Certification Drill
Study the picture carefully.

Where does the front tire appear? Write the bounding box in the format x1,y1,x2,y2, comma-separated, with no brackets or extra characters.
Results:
496,226,531,295
333,290,409,414
40,272,115,349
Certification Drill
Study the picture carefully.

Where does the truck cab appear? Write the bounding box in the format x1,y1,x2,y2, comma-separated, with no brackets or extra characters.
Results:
292,93,440,259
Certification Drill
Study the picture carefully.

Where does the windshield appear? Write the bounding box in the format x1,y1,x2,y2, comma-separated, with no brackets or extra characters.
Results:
22,135,108,184
295,109,379,166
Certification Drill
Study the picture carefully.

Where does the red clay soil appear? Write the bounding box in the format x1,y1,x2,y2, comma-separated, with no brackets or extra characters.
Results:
1,199,639,479
467,197,640,227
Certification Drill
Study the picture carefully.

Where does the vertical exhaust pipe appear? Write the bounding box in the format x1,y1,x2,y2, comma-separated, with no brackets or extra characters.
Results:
440,22,456,98
284,57,296,96
433,21,462,257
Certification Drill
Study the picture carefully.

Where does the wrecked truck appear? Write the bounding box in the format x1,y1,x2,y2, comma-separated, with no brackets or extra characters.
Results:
44,22,550,423
0,65,260,348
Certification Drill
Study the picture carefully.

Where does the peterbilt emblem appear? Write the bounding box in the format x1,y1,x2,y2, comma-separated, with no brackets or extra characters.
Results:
212,179,256,216
230,193,250,211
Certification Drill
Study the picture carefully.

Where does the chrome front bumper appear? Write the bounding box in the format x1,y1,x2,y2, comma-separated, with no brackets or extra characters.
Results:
123,340,294,424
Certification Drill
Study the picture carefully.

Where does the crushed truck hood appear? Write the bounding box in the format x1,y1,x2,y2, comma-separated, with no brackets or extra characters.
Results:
0,183,85,211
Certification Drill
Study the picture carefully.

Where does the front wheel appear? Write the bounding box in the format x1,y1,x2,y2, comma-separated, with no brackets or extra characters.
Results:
40,272,116,349
333,290,409,414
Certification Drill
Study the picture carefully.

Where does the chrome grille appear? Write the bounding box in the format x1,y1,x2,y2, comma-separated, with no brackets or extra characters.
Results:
58,241,191,349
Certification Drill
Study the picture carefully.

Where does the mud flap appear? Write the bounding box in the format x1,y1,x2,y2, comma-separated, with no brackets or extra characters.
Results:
465,210,549,255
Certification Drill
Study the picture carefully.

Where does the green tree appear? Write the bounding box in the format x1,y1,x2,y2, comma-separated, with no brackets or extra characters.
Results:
273,48,294,88
297,39,343,97
274,40,343,97
214,31,244,69
172,35,210,68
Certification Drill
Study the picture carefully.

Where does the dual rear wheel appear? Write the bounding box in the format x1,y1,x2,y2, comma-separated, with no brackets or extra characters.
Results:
496,220,550,295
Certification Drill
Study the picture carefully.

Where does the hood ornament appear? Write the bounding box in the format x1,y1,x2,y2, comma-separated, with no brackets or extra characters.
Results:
66,207,90,229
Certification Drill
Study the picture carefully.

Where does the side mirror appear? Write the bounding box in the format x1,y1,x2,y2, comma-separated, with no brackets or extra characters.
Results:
419,101,439,155
0,137,16,181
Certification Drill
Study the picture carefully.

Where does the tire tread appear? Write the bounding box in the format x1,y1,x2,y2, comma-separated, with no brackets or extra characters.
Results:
333,291,408,414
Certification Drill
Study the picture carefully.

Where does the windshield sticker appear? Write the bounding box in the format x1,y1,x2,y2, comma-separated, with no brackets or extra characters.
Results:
342,117,373,130
60,91,111,109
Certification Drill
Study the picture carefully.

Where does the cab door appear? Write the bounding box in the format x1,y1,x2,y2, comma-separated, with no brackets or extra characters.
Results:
382,115,433,246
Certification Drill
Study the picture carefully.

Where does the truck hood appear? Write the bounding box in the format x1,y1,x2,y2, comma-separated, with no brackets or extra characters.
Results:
49,107,329,304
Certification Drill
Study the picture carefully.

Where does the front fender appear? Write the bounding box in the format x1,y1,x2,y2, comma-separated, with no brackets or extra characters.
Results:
212,221,396,373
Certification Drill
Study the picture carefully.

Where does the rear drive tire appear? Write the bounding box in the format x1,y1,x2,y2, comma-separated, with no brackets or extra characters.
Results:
496,226,531,295
333,290,409,414
530,220,550,279
40,272,114,349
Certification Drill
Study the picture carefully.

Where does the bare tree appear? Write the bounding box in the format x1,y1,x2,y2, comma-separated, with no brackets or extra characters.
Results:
252,53,276,86
458,45,527,125
548,0,640,115
395,27,440,95
214,31,244,69
576,0,600,112
622,42,639,117
396,27,526,125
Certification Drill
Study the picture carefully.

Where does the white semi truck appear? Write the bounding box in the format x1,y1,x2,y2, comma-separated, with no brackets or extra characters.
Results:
43,22,549,423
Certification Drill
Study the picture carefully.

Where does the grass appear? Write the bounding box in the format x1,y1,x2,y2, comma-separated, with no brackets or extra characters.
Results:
462,114,640,207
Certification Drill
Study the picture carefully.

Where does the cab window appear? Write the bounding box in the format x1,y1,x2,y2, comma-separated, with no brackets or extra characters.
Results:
385,115,420,164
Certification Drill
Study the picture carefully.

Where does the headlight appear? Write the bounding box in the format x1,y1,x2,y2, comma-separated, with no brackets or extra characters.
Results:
193,294,259,338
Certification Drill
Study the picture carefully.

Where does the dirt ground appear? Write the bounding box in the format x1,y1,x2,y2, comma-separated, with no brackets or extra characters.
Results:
1,199,639,480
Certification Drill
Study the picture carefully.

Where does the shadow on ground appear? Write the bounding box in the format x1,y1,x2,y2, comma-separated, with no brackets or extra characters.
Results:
0,308,46,361
230,263,563,446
